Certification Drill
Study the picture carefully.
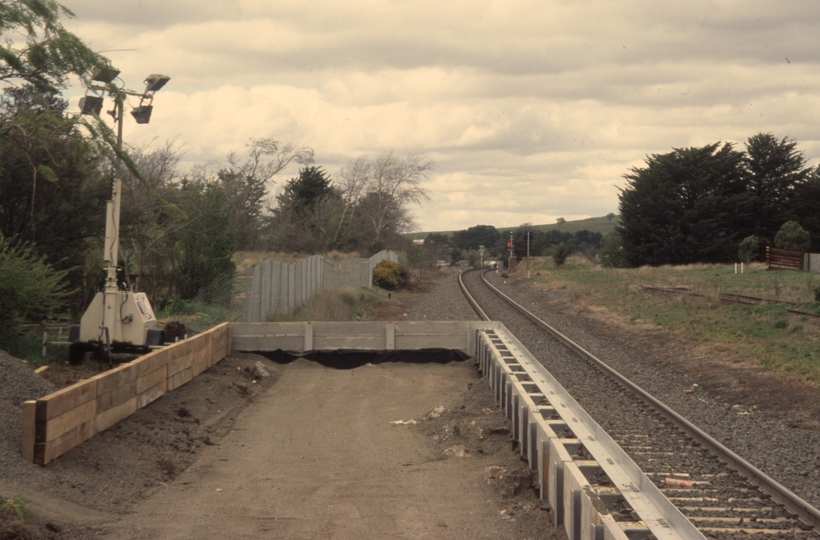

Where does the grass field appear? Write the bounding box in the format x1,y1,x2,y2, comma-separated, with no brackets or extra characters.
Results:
529,256,820,383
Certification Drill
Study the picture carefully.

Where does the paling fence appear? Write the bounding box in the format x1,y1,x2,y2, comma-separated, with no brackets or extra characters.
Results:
242,251,398,322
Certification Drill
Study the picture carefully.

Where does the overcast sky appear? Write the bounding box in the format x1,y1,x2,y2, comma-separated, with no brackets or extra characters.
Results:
62,1,820,232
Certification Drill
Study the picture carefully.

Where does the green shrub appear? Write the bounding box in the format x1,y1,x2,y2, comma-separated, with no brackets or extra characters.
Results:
165,298,196,316
774,221,810,251
738,235,760,264
372,260,409,290
0,235,71,333
552,243,571,267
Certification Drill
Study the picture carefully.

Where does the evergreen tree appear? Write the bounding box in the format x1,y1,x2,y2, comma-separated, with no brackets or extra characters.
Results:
617,142,746,266
741,133,813,241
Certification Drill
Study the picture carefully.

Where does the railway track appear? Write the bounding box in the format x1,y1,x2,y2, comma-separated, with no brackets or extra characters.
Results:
458,268,820,539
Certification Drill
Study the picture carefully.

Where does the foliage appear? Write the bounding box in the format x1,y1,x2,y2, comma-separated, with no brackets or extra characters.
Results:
597,232,628,268
267,152,433,255
552,243,570,266
155,298,242,331
264,166,342,253
175,181,237,299
738,235,760,264
216,138,314,251
617,133,818,267
814,285,820,303
742,133,814,241
0,234,71,331
372,260,410,290
0,494,31,521
774,221,811,251
0,0,111,93
417,232,451,269
0,85,110,313
617,142,746,266
451,225,501,252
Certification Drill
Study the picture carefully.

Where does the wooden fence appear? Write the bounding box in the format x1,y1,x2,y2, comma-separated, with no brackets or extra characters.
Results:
766,245,805,270
22,323,230,466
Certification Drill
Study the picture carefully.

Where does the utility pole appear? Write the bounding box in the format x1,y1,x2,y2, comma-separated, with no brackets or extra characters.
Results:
526,231,531,278
508,231,514,273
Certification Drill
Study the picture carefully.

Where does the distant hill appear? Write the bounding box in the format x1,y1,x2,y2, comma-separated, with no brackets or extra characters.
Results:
408,215,619,239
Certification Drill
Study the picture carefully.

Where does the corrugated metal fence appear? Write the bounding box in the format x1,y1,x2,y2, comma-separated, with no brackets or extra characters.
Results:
243,251,398,322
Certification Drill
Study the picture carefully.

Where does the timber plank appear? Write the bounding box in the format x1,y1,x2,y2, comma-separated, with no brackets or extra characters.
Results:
45,399,96,442
94,361,139,396
43,420,94,465
136,365,167,394
96,381,136,412
167,350,193,377
137,347,173,376
138,380,166,409
167,367,193,391
37,379,97,420
95,396,137,433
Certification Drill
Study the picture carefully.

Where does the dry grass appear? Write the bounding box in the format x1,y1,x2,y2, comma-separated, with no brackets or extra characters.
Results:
265,287,384,323
527,256,820,383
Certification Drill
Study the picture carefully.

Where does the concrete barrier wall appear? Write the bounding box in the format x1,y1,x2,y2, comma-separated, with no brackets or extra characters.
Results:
805,253,820,273
22,323,231,466
476,331,631,540
243,251,399,322
230,321,482,355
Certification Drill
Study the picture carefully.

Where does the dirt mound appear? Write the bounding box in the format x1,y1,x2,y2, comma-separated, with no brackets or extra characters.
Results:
0,351,58,540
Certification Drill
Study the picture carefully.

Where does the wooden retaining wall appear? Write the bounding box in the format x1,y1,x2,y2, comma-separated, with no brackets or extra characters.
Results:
22,323,230,466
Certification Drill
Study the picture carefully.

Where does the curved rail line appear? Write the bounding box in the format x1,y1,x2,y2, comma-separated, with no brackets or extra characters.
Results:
458,268,820,534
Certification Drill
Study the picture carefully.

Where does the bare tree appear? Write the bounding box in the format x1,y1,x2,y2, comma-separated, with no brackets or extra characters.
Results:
219,138,314,250
350,152,433,247
119,139,189,298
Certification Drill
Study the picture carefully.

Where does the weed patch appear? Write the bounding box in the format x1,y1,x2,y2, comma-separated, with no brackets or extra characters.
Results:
265,287,385,322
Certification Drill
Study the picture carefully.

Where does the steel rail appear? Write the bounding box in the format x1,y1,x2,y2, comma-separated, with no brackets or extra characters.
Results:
457,269,490,321
464,268,820,532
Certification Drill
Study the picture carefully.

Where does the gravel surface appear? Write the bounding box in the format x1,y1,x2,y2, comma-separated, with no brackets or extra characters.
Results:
406,271,479,322
0,351,56,482
478,271,820,515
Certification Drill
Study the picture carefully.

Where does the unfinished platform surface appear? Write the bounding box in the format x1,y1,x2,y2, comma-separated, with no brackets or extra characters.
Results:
95,358,551,539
